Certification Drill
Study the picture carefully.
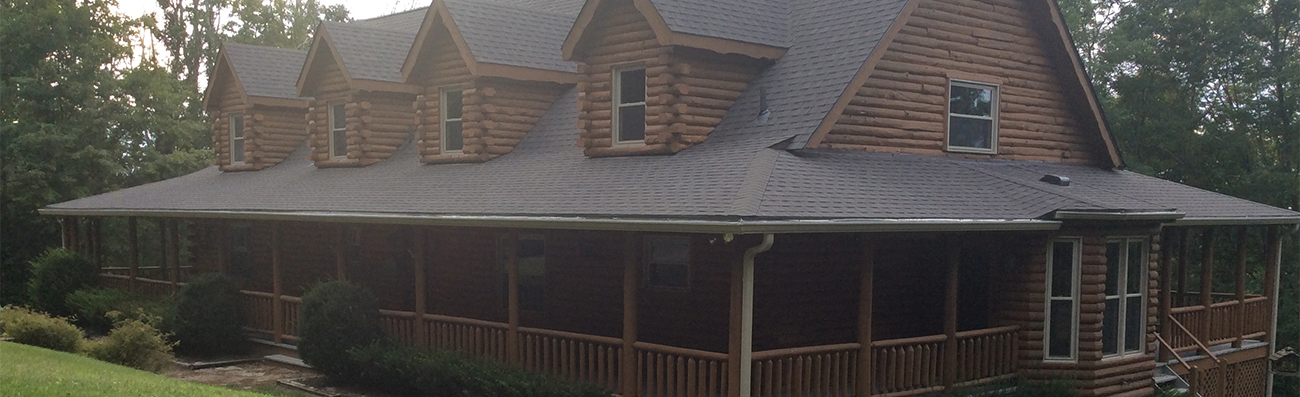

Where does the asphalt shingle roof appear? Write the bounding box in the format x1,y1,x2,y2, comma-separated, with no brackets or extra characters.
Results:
443,0,580,72
223,43,308,99
650,0,792,47
323,21,419,82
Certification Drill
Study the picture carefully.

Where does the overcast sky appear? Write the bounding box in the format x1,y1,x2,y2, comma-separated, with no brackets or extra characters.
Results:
114,0,420,23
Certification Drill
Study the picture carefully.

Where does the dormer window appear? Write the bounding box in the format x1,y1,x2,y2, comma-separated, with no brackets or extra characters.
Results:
947,80,998,154
613,65,646,144
229,114,245,164
329,103,347,158
441,86,464,153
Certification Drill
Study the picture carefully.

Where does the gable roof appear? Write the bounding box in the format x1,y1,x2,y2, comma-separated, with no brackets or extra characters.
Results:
203,43,309,110
401,0,581,85
563,0,789,60
296,15,422,95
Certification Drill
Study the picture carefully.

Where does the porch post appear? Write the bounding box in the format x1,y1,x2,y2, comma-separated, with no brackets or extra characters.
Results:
1177,229,1191,306
1233,227,1248,348
1199,228,1215,342
215,221,228,275
169,220,181,288
128,217,139,291
621,233,640,397
857,239,875,397
412,227,428,348
59,217,70,250
942,242,960,388
1158,229,1173,361
334,225,347,280
506,232,520,365
90,218,101,270
272,222,283,344
158,219,168,280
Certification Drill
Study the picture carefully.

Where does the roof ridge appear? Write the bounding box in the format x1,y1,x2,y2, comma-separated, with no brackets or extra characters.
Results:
351,6,431,23
952,160,1115,213
445,0,570,16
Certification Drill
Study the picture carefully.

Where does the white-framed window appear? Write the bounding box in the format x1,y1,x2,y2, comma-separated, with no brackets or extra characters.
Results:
1045,238,1081,362
328,103,347,158
229,113,245,164
947,80,998,154
1103,238,1148,358
612,65,646,144
440,86,464,153
498,235,546,313
644,235,690,290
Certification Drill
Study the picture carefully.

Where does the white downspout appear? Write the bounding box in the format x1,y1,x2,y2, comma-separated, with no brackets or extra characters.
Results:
740,233,774,397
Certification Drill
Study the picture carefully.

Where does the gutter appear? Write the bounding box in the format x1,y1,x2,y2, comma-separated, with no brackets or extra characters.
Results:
37,208,1063,234
1051,210,1186,222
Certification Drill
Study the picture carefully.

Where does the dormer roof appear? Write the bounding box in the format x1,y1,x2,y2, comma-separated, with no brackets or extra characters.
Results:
563,0,790,60
297,18,422,95
402,0,581,84
203,43,309,110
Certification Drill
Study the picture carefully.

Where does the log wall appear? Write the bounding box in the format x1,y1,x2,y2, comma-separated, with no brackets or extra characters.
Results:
412,22,476,161
822,0,1105,164
210,81,247,169
304,47,417,167
573,0,761,155
245,106,309,169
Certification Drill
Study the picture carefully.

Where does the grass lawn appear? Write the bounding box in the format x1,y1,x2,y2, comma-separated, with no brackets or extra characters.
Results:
0,342,274,397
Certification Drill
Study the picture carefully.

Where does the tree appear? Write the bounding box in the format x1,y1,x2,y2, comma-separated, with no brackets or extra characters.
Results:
228,0,348,50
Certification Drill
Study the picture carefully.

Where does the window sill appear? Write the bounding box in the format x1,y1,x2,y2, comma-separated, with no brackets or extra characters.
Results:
945,146,997,155
585,143,673,158
422,152,484,164
315,158,362,168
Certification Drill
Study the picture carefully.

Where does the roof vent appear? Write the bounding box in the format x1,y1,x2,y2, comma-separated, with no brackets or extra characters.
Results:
1040,174,1070,186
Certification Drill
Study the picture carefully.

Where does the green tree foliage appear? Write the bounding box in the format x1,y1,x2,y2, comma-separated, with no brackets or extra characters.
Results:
228,0,349,50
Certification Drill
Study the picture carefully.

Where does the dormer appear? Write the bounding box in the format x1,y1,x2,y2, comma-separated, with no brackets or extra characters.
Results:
802,0,1123,168
204,43,311,172
298,22,421,167
402,0,578,164
563,0,788,156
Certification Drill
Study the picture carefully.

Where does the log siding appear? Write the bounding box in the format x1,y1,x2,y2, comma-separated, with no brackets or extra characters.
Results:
822,0,1106,164
209,77,308,171
304,46,417,167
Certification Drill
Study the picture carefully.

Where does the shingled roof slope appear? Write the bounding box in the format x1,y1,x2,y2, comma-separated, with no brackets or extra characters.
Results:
649,0,792,47
322,21,419,82
349,6,429,31
223,43,308,99
443,0,580,72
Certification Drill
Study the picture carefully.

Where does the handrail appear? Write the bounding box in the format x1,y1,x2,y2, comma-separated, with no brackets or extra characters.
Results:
1170,305,1204,315
378,308,416,318
101,273,129,280
102,265,194,270
1155,333,1193,371
1168,315,1220,361
633,341,728,361
279,295,301,303
241,290,273,298
954,325,1019,339
422,313,509,330
871,333,948,348
1243,296,1268,304
751,342,861,361
517,326,622,346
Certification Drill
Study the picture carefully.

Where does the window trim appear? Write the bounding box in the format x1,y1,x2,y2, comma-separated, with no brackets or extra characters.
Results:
612,63,647,145
328,102,347,159
945,79,999,155
1102,237,1149,359
440,86,463,154
1044,237,1081,363
229,113,245,165
643,235,692,291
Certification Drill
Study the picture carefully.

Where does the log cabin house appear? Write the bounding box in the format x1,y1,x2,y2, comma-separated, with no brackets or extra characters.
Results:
43,0,1300,396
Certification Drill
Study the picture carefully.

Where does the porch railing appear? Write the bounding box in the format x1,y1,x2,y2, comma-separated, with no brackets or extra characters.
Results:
423,313,510,362
871,334,947,396
953,326,1019,385
751,343,859,397
100,274,181,297
279,295,301,342
518,326,622,391
379,309,419,345
635,341,730,397
1168,295,1270,350
240,290,275,334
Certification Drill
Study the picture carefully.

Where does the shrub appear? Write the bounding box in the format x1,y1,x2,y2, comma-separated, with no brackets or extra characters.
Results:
298,281,385,383
172,273,244,356
85,318,174,372
348,342,607,397
67,288,137,332
0,306,84,353
27,248,97,317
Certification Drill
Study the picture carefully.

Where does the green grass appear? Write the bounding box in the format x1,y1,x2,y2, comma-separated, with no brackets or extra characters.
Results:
0,342,270,397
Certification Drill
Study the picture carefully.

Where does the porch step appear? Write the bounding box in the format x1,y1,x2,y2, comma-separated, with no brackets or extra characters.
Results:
264,354,311,369
1153,364,1190,390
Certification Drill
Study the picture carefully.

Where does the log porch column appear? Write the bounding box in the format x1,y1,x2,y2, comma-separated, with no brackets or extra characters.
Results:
90,218,101,270
158,219,168,280
1199,228,1215,342
272,222,283,344
169,220,181,287
620,233,640,397
857,239,875,397
506,232,520,365
334,225,347,280
1177,229,1191,306
59,217,70,250
942,242,960,388
1157,229,1173,362
128,217,139,291
412,227,428,347
1233,227,1248,348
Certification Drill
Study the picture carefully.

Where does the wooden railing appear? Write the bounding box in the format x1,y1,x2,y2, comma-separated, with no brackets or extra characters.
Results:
379,309,419,345
423,314,510,362
751,343,860,397
279,295,301,341
953,326,1018,385
1168,306,1205,352
240,290,275,334
634,341,730,397
518,326,622,391
870,334,946,396
1207,301,1237,344
99,273,131,290
1242,296,1270,338
1169,295,1272,350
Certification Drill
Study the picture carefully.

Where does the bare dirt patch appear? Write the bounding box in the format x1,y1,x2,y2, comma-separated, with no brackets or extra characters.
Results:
165,361,313,393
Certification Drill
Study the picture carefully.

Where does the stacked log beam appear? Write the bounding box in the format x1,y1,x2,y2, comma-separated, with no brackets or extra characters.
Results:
246,108,308,169
821,0,1103,165
350,92,417,166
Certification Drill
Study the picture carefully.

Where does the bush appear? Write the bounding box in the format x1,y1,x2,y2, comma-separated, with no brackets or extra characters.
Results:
85,318,174,372
67,288,137,332
172,273,243,356
348,342,607,397
298,281,385,383
27,249,97,317
0,306,84,353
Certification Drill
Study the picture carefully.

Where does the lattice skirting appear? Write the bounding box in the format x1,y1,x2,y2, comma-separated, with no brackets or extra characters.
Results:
1192,357,1268,397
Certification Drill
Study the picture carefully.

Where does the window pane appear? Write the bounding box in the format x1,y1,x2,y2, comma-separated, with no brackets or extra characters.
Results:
1048,300,1073,358
1050,241,1074,298
1127,242,1145,294
1102,297,1119,355
1125,296,1143,352
948,117,992,149
444,120,463,151
950,85,992,117
444,89,462,120
645,236,690,289
332,104,346,130
620,68,646,104
332,128,347,157
231,115,244,138
517,238,545,312
1105,241,1121,296
618,105,645,142
232,139,244,163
